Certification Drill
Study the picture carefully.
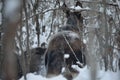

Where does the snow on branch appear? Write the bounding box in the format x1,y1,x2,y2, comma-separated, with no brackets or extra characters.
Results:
69,6,94,12
24,7,98,21
80,0,119,7
23,0,119,21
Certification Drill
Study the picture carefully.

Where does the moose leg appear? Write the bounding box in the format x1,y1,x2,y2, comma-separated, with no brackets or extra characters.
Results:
62,66,73,80
62,64,79,80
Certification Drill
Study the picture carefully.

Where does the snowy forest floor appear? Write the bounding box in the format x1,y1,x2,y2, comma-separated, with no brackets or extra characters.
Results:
19,66,120,80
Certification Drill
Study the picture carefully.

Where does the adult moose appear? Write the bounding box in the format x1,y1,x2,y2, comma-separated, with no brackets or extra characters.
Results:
45,1,86,80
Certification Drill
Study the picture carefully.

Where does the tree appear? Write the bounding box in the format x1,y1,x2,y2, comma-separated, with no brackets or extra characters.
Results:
1,0,21,79
0,0,120,80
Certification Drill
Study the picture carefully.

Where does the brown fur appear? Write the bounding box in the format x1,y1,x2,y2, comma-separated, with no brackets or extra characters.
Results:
45,31,86,79
47,31,84,51
45,2,85,79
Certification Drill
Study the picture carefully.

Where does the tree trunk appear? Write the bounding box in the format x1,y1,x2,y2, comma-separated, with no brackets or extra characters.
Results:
1,0,21,80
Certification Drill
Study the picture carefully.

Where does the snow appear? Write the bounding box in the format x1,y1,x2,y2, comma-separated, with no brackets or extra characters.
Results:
99,70,120,80
70,6,91,12
106,9,112,15
70,6,82,10
64,54,70,59
19,73,66,80
19,66,120,80
99,7,104,13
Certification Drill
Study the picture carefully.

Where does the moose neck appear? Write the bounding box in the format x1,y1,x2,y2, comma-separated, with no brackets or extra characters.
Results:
65,12,81,33
66,14,78,27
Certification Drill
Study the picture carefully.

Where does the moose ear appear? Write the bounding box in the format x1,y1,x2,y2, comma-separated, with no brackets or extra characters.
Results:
61,2,70,18
75,1,83,8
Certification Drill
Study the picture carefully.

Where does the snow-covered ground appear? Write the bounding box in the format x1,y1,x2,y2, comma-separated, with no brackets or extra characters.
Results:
19,66,120,80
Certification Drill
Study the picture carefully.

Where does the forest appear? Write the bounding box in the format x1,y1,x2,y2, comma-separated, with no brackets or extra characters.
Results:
0,0,120,80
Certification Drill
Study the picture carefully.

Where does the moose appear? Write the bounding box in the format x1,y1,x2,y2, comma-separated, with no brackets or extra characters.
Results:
14,1,86,80
45,1,86,80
